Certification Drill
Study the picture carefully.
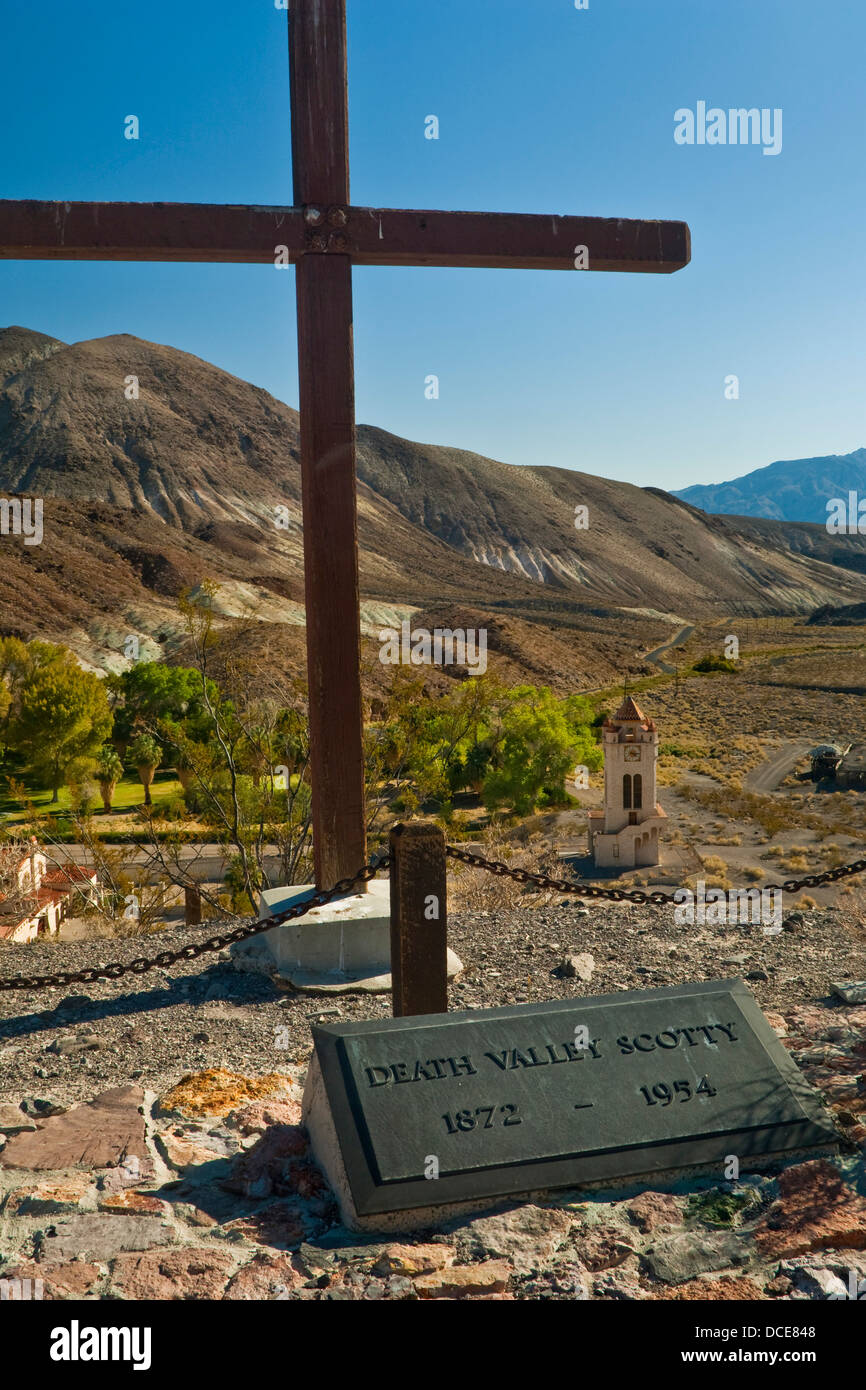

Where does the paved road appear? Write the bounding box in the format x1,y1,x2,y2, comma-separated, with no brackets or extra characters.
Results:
745,741,812,793
642,623,695,674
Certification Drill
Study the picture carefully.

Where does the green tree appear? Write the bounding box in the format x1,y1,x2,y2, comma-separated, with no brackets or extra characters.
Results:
95,745,124,812
107,661,217,753
128,733,162,807
10,661,112,803
0,637,69,765
482,686,600,816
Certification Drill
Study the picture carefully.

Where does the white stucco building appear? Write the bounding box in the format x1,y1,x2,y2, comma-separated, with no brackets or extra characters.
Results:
587,696,666,869
0,839,99,944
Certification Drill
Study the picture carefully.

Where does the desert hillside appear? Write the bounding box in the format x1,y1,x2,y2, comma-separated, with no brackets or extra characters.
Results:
3,326,866,685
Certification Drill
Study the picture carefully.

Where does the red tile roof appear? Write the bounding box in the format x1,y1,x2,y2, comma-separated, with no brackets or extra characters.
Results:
613,695,647,723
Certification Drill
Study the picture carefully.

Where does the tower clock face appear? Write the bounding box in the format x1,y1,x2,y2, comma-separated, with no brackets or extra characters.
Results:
624,746,641,761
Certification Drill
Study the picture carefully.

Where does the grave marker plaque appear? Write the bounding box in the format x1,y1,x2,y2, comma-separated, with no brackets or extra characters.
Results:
303,979,837,1227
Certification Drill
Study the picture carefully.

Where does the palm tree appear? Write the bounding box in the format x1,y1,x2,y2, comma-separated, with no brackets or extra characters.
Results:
128,734,162,807
95,745,124,813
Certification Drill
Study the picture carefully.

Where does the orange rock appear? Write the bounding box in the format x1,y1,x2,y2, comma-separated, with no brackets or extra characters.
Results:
657,1276,765,1301
626,1191,682,1233
415,1260,511,1299
223,1251,307,1299
7,1174,93,1215
98,1190,167,1215
4,1259,101,1300
110,1248,237,1300
372,1243,454,1276
755,1159,866,1259
158,1069,289,1119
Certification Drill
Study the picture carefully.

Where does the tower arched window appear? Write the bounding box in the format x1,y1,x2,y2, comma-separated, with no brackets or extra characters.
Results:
622,774,632,809
633,773,643,809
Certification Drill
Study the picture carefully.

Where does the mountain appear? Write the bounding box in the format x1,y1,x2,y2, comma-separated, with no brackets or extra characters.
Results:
2,326,866,690
674,448,866,524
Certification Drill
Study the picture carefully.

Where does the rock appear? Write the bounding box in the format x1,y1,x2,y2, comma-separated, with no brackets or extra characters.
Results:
98,1191,167,1216
229,1100,303,1135
54,994,93,1014
755,1160,866,1259
556,954,595,981
764,1011,788,1036
226,1200,314,1249
223,1251,306,1299
641,1232,753,1285
386,1275,418,1300
746,968,769,982
784,1264,849,1299
221,1124,309,1198
414,1260,511,1299
96,1156,153,1192
4,1259,101,1300
157,1069,290,1119
832,981,866,1005
656,1276,765,1301
0,1104,37,1134
110,1247,237,1300
36,1214,174,1263
6,1175,94,1216
157,1132,230,1173
46,1033,105,1056
765,1274,793,1296
371,1244,454,1277
19,1097,67,1118
449,1205,572,1273
625,1191,682,1234
192,1032,211,1044
0,1087,150,1173
571,1225,635,1273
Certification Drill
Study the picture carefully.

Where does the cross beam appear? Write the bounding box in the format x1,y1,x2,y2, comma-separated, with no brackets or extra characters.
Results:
0,201,689,273
0,0,690,891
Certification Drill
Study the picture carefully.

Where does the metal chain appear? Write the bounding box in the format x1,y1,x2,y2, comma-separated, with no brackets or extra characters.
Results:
3,841,866,995
445,845,866,905
0,859,389,994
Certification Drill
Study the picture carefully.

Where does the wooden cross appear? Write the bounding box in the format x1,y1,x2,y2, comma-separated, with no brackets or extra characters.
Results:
0,0,690,891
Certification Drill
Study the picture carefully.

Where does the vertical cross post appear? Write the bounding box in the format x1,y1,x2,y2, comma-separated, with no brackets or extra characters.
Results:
389,821,448,1017
289,0,366,890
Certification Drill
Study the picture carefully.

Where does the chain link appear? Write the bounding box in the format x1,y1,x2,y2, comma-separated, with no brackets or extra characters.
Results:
444,845,866,906
0,858,389,994
3,842,865,996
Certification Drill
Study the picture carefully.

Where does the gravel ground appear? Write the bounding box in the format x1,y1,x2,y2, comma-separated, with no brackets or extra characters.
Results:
1,901,864,1104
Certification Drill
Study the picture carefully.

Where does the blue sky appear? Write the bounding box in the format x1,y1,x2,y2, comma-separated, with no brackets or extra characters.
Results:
1,0,864,491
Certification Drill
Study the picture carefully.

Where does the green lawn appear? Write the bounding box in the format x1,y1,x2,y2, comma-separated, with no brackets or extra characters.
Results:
0,770,183,823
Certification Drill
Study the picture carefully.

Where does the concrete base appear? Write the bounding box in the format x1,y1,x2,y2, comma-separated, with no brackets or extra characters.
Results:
230,878,463,995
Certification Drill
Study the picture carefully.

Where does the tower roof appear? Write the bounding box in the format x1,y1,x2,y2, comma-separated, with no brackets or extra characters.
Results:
613,695,647,723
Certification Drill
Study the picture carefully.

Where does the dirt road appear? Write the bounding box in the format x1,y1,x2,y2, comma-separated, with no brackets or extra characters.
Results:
745,741,812,793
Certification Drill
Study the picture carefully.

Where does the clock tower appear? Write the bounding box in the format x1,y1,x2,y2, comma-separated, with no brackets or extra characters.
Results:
588,696,666,868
